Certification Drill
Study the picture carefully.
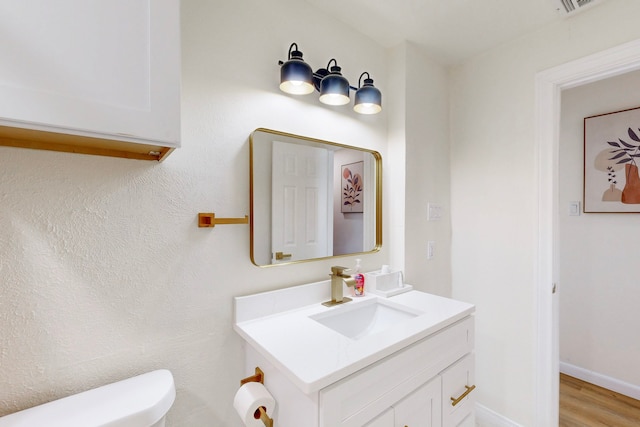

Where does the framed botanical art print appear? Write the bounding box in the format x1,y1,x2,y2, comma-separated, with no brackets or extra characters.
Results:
584,106,640,213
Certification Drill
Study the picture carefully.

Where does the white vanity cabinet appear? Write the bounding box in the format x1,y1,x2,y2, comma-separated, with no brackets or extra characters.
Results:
244,315,475,427
0,0,181,161
318,316,474,427
235,286,476,427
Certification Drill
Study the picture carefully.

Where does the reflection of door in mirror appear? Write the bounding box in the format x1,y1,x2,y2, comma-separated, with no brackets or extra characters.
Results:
271,141,333,263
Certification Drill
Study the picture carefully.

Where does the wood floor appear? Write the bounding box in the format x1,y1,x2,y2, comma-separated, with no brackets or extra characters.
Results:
560,373,640,426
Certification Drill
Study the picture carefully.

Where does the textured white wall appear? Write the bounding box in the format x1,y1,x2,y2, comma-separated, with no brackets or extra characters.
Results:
0,1,393,425
450,0,640,424
559,70,640,386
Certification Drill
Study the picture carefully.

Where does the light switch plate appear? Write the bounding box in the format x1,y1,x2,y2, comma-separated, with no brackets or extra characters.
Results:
569,201,581,216
427,203,442,221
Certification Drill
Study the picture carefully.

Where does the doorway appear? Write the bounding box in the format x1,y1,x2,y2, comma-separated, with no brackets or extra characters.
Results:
534,38,640,426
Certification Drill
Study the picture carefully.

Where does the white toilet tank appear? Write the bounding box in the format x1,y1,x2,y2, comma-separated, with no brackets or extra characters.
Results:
0,369,175,427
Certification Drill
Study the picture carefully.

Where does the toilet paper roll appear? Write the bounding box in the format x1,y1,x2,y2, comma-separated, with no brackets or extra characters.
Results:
233,382,276,426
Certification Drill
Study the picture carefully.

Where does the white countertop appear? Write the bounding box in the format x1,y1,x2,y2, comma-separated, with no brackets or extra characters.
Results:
233,280,475,394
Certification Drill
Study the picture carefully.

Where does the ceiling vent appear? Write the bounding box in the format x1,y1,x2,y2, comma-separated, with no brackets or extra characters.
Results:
554,0,604,15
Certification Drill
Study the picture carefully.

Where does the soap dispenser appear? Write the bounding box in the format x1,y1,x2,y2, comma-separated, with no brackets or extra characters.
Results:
353,259,365,296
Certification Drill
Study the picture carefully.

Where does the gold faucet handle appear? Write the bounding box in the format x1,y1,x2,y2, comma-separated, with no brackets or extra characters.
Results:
330,266,351,275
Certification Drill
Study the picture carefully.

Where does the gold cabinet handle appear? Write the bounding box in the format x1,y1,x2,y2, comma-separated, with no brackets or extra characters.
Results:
275,251,292,260
450,384,476,406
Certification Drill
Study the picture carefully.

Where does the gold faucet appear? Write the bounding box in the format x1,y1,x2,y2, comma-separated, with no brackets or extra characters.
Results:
322,266,357,307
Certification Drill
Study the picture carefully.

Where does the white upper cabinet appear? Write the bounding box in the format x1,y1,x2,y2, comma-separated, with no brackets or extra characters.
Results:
0,0,181,160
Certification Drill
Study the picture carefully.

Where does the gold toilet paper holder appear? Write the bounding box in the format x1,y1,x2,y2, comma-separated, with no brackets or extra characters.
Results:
240,367,273,427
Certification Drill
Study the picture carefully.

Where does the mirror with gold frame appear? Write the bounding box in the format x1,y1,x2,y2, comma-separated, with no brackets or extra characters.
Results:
250,128,382,266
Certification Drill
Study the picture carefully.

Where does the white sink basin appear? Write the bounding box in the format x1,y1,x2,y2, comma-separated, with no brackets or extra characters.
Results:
309,299,423,340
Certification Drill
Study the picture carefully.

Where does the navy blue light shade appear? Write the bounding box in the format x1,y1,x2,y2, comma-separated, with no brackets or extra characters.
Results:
279,44,314,95
319,59,350,106
354,73,382,114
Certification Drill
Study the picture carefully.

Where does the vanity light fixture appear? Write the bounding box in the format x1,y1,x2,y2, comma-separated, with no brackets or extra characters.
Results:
279,43,314,95
318,59,350,106
278,42,382,114
354,72,382,115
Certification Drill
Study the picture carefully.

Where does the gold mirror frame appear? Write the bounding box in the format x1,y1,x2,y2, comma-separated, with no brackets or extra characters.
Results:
250,128,382,267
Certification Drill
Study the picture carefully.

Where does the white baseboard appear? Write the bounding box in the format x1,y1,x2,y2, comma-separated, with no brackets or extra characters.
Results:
475,403,523,427
560,361,640,400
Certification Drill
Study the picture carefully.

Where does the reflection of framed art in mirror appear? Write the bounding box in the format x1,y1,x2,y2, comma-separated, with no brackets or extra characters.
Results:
341,161,364,213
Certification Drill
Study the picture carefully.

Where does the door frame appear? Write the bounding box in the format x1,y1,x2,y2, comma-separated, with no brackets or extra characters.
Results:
534,38,640,426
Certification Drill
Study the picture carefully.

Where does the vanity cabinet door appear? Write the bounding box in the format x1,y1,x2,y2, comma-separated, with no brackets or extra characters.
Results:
393,376,442,427
364,408,394,427
441,353,475,427
453,413,474,427
0,0,180,159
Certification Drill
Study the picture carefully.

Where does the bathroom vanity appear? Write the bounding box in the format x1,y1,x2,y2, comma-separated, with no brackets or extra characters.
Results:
234,281,475,427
